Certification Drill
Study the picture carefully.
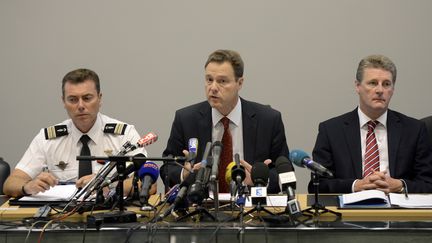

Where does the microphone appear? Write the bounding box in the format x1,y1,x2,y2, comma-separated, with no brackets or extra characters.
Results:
275,156,296,192
187,138,198,166
137,132,158,147
224,162,237,184
100,153,145,188
138,161,159,205
225,161,237,201
118,132,158,155
251,163,269,187
156,172,195,221
250,162,269,206
117,141,133,155
289,149,333,178
275,156,302,217
209,141,223,182
187,141,212,204
74,132,157,202
232,153,246,186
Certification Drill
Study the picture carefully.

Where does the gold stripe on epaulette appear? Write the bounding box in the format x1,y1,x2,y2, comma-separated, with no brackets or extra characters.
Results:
44,125,68,140
47,126,55,139
114,123,124,135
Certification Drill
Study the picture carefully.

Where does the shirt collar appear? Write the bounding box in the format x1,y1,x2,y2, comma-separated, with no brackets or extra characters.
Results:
357,107,387,128
69,113,103,145
212,97,242,127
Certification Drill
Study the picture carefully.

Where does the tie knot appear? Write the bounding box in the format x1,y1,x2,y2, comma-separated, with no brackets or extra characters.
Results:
221,117,230,130
80,135,91,145
367,120,378,131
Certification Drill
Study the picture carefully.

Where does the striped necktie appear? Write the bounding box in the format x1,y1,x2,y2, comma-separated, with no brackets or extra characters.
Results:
363,120,380,177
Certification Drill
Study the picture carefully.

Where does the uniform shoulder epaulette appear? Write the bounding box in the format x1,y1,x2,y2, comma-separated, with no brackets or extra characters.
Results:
104,123,128,135
44,125,68,140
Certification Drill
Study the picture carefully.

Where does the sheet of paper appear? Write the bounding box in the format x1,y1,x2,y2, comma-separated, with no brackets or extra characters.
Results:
389,193,432,208
19,184,78,201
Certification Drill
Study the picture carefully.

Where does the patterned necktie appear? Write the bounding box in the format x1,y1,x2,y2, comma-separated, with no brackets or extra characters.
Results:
363,120,380,177
79,135,92,178
219,117,233,193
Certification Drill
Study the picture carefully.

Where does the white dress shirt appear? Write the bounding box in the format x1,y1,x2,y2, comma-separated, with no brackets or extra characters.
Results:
352,108,389,192
212,97,244,161
16,113,147,181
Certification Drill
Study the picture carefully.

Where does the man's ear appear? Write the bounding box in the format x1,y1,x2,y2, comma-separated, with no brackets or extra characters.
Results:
99,93,103,107
355,80,360,94
237,77,244,89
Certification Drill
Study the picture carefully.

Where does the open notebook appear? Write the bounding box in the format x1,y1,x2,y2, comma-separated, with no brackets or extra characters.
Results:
9,184,79,206
339,190,432,208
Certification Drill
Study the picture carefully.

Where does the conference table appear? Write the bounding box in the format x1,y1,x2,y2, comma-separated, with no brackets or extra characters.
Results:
0,194,432,243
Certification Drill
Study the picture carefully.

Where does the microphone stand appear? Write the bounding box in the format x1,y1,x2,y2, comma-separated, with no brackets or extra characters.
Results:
122,173,141,208
86,157,137,229
176,157,215,222
76,155,187,227
301,172,341,222
236,184,246,243
235,186,274,220
274,188,308,227
212,179,220,218
176,189,216,222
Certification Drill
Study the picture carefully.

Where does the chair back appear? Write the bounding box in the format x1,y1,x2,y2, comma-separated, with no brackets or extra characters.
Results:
0,157,10,195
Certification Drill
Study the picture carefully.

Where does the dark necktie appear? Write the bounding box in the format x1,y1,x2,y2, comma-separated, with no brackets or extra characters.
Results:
79,135,92,178
363,120,380,177
219,117,233,193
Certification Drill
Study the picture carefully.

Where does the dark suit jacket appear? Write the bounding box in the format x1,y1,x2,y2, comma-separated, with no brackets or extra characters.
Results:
308,108,432,193
161,98,289,193
421,115,432,145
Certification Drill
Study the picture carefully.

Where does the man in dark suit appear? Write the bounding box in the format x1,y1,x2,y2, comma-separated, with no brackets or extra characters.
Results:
161,49,289,193
420,116,432,145
309,54,432,194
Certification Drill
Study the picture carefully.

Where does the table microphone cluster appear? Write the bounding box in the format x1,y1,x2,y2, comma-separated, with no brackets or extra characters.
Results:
64,134,335,227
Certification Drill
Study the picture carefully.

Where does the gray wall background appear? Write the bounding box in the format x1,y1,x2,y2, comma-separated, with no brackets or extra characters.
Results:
1,1,431,193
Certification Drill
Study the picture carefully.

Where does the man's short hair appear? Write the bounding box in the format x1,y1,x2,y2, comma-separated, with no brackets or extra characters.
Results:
205,49,244,80
62,68,100,96
356,54,397,83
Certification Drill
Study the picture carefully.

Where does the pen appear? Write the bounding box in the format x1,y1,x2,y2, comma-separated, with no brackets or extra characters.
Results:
58,180,76,185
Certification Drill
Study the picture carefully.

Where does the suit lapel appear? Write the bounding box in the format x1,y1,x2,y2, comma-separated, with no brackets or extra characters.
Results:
387,110,401,175
241,99,257,163
197,103,213,160
343,110,363,178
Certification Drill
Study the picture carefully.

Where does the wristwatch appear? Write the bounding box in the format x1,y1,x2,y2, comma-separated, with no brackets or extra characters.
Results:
399,179,407,194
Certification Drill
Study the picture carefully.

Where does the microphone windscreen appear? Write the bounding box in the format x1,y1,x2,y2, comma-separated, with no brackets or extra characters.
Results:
289,149,309,168
251,162,269,186
138,161,159,182
275,156,294,173
224,161,237,184
137,132,158,147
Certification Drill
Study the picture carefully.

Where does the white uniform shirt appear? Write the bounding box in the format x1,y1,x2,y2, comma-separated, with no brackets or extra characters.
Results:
16,113,147,181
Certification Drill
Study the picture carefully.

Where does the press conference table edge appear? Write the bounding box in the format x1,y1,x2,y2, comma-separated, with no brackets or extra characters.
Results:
1,194,432,221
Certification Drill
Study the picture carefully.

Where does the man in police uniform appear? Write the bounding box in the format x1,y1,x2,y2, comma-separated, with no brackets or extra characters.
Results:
4,68,150,197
